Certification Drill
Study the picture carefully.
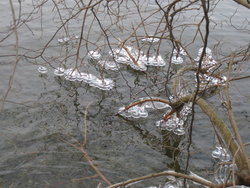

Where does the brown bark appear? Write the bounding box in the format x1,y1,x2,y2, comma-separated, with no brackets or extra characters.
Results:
233,0,250,9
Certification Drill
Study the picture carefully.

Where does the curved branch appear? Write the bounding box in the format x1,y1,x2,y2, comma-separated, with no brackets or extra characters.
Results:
232,0,250,9
196,98,249,171
168,95,250,171
108,170,215,188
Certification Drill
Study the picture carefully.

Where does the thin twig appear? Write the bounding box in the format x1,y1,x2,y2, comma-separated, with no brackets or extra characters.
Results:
1,0,20,110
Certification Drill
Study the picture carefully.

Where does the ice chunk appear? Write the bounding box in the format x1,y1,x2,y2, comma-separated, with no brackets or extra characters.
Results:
118,105,149,118
171,56,184,64
142,55,166,67
173,47,187,56
64,69,82,81
141,37,160,43
88,50,101,60
89,77,114,90
212,146,231,162
57,37,70,44
54,67,65,76
38,66,48,74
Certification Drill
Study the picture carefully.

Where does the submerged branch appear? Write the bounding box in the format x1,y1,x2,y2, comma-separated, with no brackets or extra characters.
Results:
225,55,250,170
117,89,249,170
196,97,249,171
172,94,249,171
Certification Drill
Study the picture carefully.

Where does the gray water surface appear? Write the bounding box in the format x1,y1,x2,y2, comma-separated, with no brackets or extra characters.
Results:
0,1,250,187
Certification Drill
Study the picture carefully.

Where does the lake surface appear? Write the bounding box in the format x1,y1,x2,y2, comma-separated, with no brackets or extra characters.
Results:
0,0,250,187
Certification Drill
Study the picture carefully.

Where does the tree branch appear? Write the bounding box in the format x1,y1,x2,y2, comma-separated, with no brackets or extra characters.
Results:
108,170,215,188
232,0,250,9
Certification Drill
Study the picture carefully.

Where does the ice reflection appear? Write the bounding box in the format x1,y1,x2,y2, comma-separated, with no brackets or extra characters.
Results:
214,163,236,184
163,180,184,188
37,66,48,74
163,174,186,188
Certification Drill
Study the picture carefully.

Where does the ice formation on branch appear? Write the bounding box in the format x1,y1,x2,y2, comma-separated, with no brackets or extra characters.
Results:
118,97,171,118
141,37,160,43
156,102,192,135
198,73,227,89
109,46,166,71
173,48,187,56
54,67,65,76
195,47,219,71
142,55,166,67
171,47,187,64
118,96,192,136
171,56,184,64
164,172,187,188
118,105,148,118
88,50,102,60
194,47,226,88
156,114,185,135
109,46,147,71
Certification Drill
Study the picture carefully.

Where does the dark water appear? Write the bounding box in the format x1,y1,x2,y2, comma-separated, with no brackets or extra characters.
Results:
0,0,250,187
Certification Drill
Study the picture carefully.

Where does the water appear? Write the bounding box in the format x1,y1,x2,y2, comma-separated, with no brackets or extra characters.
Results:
0,0,250,187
